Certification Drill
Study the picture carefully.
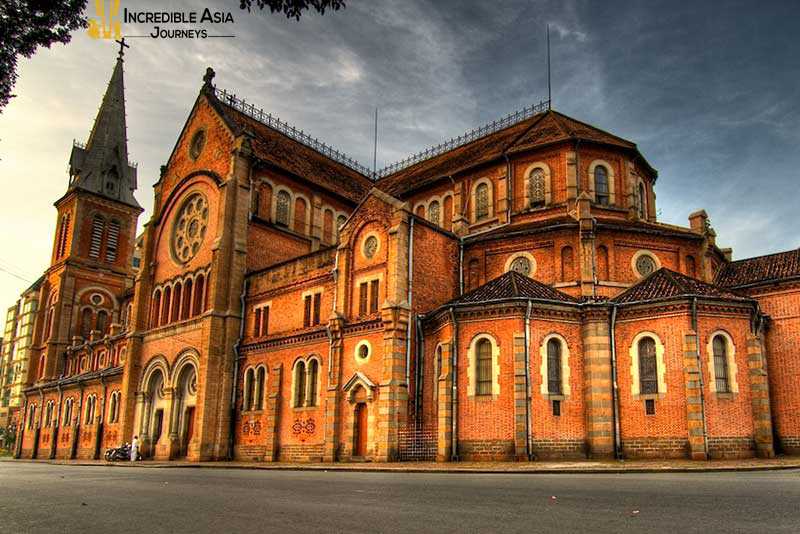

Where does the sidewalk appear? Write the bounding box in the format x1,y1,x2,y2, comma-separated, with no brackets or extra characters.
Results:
5,456,800,474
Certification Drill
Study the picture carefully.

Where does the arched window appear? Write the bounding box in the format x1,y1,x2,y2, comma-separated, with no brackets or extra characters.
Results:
638,183,647,218
597,245,609,280
547,338,562,395
161,287,171,325
243,368,255,411
443,196,453,231
475,183,490,221
323,209,334,243
85,396,95,425
336,215,347,239
468,259,480,291
429,201,440,226
594,166,609,206
106,220,120,263
57,213,71,258
81,308,93,338
294,361,306,407
63,398,73,426
561,246,574,282
172,282,182,322
182,279,193,320
256,367,266,410
275,190,291,226
415,204,426,218
638,337,658,394
44,307,55,340
529,168,545,207
28,404,36,429
89,215,104,259
44,401,54,427
108,392,118,423
686,256,696,278
38,354,46,379
307,359,319,407
96,310,108,335
476,339,493,396
712,335,730,393
294,197,307,234
151,290,161,328
193,275,205,316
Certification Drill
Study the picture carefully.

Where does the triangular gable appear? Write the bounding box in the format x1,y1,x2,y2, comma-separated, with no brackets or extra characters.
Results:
342,371,377,402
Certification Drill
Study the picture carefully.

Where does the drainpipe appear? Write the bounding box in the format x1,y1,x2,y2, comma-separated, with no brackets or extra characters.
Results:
330,246,340,385
609,305,622,459
458,241,464,296
523,300,533,460
692,297,709,458
405,218,414,387
448,307,459,461
228,278,249,460
71,380,83,459
415,314,425,416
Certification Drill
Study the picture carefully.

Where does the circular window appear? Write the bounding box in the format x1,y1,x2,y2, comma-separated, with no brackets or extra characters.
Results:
90,294,103,306
636,254,657,277
119,349,127,365
354,340,371,365
364,236,378,259
172,192,209,264
189,129,207,160
510,256,531,276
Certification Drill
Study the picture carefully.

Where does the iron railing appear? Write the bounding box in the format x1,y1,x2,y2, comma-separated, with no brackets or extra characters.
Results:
212,86,550,180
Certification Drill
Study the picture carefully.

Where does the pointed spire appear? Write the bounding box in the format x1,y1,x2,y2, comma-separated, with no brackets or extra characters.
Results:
68,49,140,208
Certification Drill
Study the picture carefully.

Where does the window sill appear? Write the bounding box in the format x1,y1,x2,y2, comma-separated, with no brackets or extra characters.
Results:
633,393,664,401
468,393,499,401
543,394,568,401
712,392,737,400
292,405,320,411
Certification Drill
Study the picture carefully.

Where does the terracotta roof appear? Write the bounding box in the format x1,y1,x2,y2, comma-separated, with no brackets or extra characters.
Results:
446,271,579,306
211,95,373,203
715,248,800,288
612,268,749,304
375,110,649,197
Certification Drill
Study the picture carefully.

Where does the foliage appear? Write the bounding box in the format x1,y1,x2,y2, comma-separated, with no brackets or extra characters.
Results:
0,0,89,112
238,0,346,20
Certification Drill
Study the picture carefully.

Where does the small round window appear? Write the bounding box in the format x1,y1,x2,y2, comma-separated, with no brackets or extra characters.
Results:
90,294,103,306
364,236,378,259
636,254,657,277
355,341,371,364
189,129,207,160
510,256,531,276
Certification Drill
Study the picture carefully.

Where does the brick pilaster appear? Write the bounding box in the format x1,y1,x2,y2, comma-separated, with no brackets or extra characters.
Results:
376,304,410,462
682,332,707,460
582,315,614,457
746,333,775,458
436,341,453,462
263,362,282,462
323,316,344,462
512,333,529,460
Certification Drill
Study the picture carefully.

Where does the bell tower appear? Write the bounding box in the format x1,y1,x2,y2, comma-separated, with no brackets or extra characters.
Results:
31,43,142,383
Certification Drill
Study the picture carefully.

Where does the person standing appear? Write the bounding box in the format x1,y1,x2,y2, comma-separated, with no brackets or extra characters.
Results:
131,435,138,462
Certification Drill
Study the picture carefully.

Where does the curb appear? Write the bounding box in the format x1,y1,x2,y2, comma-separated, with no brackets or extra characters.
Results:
6,458,800,475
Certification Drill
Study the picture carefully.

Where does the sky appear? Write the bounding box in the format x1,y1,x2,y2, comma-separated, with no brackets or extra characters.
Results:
0,0,798,308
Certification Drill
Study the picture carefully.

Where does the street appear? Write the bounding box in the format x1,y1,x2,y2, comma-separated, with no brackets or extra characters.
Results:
0,462,798,533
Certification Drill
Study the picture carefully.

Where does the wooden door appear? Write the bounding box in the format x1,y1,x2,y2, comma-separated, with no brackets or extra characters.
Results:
355,403,368,457
182,407,195,456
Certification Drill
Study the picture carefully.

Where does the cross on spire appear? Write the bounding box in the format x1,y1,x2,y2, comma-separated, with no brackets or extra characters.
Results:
115,38,129,60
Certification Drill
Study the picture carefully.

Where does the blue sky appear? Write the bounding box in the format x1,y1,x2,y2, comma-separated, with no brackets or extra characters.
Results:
0,0,798,307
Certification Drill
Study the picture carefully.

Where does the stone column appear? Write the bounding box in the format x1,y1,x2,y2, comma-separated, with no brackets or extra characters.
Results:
436,341,453,462
577,193,596,298
512,332,529,460
747,333,775,458
682,332,707,460
263,363,282,462
582,311,614,458
377,304,410,462
565,151,578,202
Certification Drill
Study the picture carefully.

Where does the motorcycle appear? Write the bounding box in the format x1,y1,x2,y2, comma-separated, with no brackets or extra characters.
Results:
104,442,142,461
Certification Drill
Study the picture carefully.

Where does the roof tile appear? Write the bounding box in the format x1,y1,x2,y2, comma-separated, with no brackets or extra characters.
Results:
714,248,800,288
447,271,579,305
612,268,749,304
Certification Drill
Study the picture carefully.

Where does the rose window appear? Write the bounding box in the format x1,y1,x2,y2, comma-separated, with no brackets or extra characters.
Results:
172,193,209,264
510,256,532,276
636,255,657,277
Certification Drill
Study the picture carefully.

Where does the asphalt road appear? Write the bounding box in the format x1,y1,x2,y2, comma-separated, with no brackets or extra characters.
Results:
0,462,799,533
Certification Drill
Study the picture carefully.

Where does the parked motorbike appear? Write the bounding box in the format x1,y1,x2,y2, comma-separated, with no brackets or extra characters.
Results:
104,442,141,461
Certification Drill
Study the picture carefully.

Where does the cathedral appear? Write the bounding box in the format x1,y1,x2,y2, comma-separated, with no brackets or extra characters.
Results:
9,49,800,463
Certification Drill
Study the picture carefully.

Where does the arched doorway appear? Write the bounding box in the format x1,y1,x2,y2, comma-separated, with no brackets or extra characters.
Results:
354,402,368,457
173,363,198,458
141,368,166,458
